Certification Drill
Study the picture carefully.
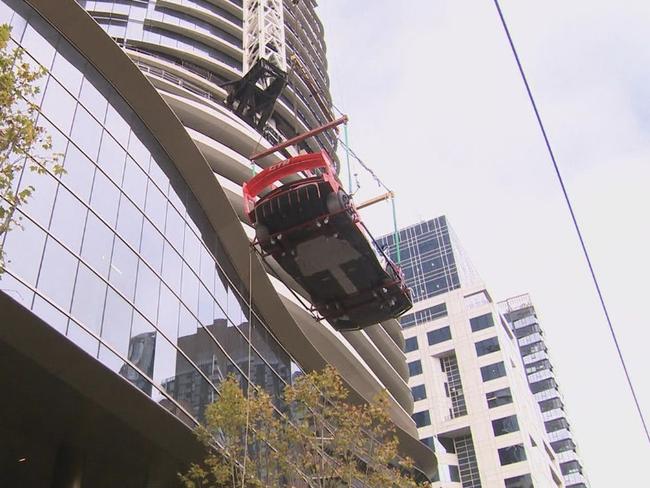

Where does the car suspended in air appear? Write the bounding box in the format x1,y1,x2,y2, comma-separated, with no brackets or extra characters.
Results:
243,151,413,331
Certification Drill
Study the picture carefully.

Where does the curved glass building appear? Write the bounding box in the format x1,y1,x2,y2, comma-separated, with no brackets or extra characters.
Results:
0,0,436,484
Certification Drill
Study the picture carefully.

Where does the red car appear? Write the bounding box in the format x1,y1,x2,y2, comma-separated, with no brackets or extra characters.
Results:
243,151,412,331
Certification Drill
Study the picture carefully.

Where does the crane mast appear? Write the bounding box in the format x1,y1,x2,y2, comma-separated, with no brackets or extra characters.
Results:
243,0,287,72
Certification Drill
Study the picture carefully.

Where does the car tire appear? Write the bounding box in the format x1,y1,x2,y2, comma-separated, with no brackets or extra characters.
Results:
326,190,350,214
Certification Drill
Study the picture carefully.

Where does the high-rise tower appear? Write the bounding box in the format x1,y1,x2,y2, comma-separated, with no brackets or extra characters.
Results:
500,294,589,488
379,217,564,487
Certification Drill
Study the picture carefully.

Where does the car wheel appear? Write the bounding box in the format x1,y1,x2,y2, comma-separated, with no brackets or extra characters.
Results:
326,190,350,214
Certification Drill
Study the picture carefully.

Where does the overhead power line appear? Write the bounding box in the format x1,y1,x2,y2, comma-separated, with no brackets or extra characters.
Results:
492,0,650,444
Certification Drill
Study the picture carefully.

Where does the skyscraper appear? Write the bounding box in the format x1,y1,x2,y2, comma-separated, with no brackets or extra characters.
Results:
379,217,564,487
0,0,434,484
500,294,589,488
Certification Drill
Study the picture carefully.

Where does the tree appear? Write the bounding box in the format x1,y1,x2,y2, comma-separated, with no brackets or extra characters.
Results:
180,366,429,488
0,24,63,273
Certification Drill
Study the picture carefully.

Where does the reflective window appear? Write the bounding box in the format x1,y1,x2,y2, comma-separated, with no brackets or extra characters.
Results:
116,195,143,249
71,104,103,159
481,361,506,382
408,359,422,376
427,326,451,345
97,131,126,184
49,185,87,253
103,102,130,147
2,213,46,285
79,72,109,122
157,284,179,340
162,241,182,294
144,181,167,230
71,263,107,333
67,321,100,357
140,219,164,273
404,336,418,353
41,78,77,134
181,263,199,315
122,156,147,209
164,204,185,251
81,212,114,278
504,474,533,488
37,238,77,310
32,295,68,334
109,238,138,300
0,271,34,309
20,22,56,69
475,336,500,357
492,415,519,436
412,410,431,428
470,313,494,332
62,144,95,202
50,42,84,96
101,288,133,357
486,387,513,409
411,384,426,402
134,261,160,323
17,164,58,226
90,170,120,226
498,444,527,466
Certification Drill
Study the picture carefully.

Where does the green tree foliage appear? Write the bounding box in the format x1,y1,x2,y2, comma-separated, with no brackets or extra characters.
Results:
0,24,63,272
180,366,429,488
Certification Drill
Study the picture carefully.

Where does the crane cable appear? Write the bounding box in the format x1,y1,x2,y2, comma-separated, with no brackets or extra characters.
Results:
493,0,649,444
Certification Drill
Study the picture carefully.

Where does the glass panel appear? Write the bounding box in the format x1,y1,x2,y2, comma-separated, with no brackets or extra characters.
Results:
103,102,130,148
181,263,199,315
101,288,133,357
116,195,143,249
134,261,161,323
90,170,120,226
50,42,84,97
0,272,34,309
70,263,107,334
67,320,100,357
70,104,103,160
17,164,58,227
40,78,77,134
164,204,185,251
139,219,164,273
2,213,46,285
157,283,179,341
122,156,147,209
97,131,126,184
79,70,109,122
492,415,520,436
81,212,114,278
161,241,182,294
183,229,201,271
32,295,67,334
49,185,88,253
62,143,96,203
109,237,138,300
144,180,167,231
20,22,56,69
408,360,422,376
404,336,418,353
127,131,150,171
37,237,78,311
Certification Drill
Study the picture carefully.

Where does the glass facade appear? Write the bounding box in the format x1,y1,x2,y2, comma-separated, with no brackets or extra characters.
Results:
377,217,461,303
0,0,302,428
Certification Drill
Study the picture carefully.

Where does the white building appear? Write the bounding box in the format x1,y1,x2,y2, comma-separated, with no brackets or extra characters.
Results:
379,217,564,487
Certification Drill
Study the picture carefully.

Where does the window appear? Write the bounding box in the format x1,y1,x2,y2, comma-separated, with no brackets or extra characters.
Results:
449,465,460,482
399,302,448,329
412,410,431,428
551,438,576,453
530,377,557,394
427,326,451,345
539,397,563,412
470,312,494,332
504,473,533,488
475,336,500,356
438,436,455,453
411,384,427,401
498,444,527,466
404,336,418,353
408,360,422,376
480,361,506,382
545,418,569,432
486,387,513,408
492,415,519,436
420,437,434,450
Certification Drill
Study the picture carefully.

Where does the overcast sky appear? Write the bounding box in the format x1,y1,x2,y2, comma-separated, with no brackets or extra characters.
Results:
317,1,649,485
